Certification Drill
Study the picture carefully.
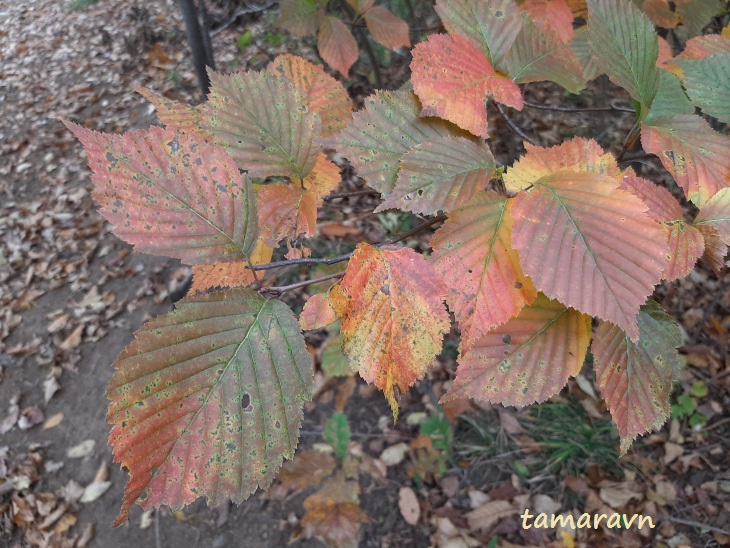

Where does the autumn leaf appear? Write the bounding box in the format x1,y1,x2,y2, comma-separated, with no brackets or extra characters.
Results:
694,187,730,272
376,135,496,215
64,122,258,265
569,27,603,81
411,33,523,138
640,114,730,206
268,54,353,136
106,289,312,525
207,70,321,179
278,0,326,37
318,16,359,77
364,6,410,50
188,240,273,295
330,244,450,419
326,89,455,195
442,294,591,406
135,87,213,140
507,139,668,339
643,0,679,28
592,300,683,453
430,191,537,350
257,183,317,247
619,171,704,281
301,476,369,546
519,0,575,43
277,450,337,494
501,13,585,93
434,0,523,66
675,0,724,38
300,292,340,331
347,0,375,14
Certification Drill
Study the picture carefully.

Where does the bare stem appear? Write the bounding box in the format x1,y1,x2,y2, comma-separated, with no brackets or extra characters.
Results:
494,102,538,146
324,189,380,201
523,100,635,114
259,272,344,296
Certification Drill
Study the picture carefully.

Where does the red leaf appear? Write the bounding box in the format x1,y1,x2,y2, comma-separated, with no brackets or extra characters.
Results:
64,122,258,265
330,244,450,419
619,171,704,281
364,6,410,50
318,16,359,77
430,191,537,350
641,114,730,206
107,289,312,525
507,139,668,339
442,294,591,406
411,33,523,138
592,300,682,453
300,292,340,331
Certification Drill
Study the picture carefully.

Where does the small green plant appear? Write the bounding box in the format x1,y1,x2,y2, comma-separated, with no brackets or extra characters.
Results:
237,30,253,49
70,0,99,9
671,381,708,428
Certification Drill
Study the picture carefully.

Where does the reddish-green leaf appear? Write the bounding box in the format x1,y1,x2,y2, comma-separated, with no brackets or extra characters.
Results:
107,288,312,525
278,0,326,37
587,0,659,108
268,54,353,137
519,0,575,43
676,34,730,61
376,135,496,215
207,70,321,179
318,16,359,77
364,6,410,50
442,294,591,406
640,114,730,206
501,14,585,94
592,300,682,453
434,0,522,65
257,183,318,247
619,172,704,281
300,292,340,331
65,122,258,265
135,87,213,141
411,33,523,138
694,187,730,272
330,244,450,419
430,191,537,350
325,90,454,195
347,0,375,15
507,139,668,339
676,53,730,123
675,0,724,38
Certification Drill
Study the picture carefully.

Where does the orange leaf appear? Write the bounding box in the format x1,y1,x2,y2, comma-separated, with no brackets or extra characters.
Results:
257,183,318,247
411,33,523,138
301,476,369,545
644,0,679,28
430,191,537,350
135,87,213,140
268,54,353,136
519,0,575,43
364,6,410,50
300,292,340,330
619,172,704,281
303,153,342,199
188,240,273,295
330,244,450,419
318,16,359,77
442,294,591,406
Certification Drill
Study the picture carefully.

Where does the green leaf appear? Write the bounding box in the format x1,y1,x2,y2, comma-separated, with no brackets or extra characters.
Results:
238,30,253,49
587,0,659,109
64,122,258,265
106,288,313,526
501,14,585,94
376,135,496,215
323,411,351,460
690,380,708,398
207,70,321,180
675,0,724,38
569,26,604,81
434,0,523,66
325,90,454,195
592,300,683,453
645,69,695,122
420,409,451,453
321,334,353,378
677,53,730,123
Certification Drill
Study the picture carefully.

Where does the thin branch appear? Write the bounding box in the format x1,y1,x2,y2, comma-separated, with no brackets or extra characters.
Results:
493,102,539,146
260,272,344,296
324,189,380,201
523,100,635,114
209,2,277,37
250,215,446,272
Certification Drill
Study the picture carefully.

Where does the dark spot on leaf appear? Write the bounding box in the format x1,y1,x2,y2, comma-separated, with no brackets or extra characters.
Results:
514,281,522,289
241,393,253,412
380,284,390,295
275,421,281,429
502,334,512,344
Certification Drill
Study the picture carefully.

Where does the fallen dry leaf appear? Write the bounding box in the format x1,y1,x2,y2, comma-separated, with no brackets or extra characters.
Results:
465,499,517,531
379,442,410,467
67,439,96,459
398,486,420,525
42,412,63,430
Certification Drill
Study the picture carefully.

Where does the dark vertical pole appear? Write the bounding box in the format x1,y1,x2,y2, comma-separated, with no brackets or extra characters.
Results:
198,0,216,72
179,0,212,97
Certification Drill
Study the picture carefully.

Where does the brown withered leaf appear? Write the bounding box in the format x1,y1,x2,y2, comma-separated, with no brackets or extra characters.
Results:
301,475,369,547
